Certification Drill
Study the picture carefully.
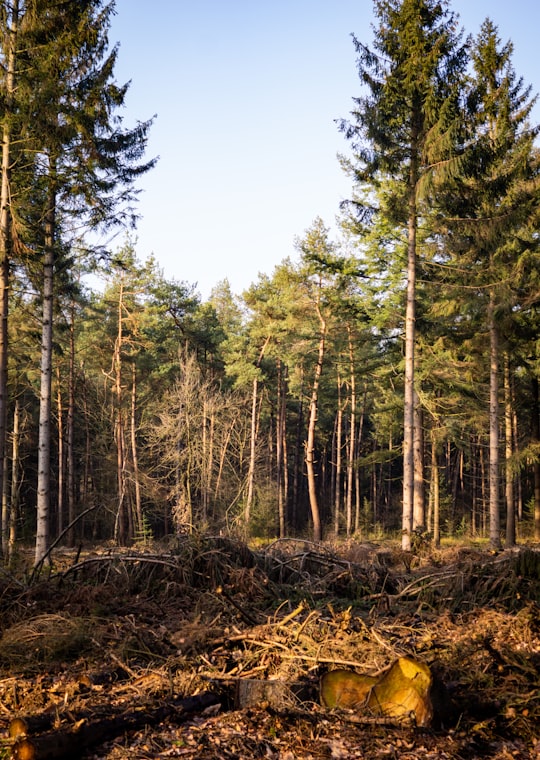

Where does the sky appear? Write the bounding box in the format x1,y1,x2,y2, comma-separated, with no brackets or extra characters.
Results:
107,1,540,300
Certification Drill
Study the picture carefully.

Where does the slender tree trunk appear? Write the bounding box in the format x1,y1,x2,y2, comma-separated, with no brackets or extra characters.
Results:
56,367,64,538
532,377,540,541
402,142,418,551
413,390,425,531
346,328,356,537
130,363,142,535
113,279,128,545
430,430,440,548
245,377,258,529
276,359,287,538
504,355,515,547
0,1,18,532
35,183,56,565
488,291,501,548
67,306,75,546
334,375,343,535
305,305,326,542
8,398,21,564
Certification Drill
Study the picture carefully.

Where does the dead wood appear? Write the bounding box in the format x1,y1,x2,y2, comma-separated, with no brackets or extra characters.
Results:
9,691,221,760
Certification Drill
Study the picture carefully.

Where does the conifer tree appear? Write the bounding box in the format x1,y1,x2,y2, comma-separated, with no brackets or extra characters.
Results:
10,0,156,562
340,0,467,548
438,19,540,548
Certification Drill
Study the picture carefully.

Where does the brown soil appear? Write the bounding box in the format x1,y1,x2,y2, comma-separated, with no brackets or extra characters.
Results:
0,537,539,759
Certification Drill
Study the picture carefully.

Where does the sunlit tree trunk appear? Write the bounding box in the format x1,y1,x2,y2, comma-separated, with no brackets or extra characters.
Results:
35,180,56,565
488,292,501,548
504,355,515,548
305,304,326,542
413,390,425,532
334,374,343,535
130,363,142,535
66,306,75,546
345,332,356,537
0,0,19,530
56,367,64,538
8,398,21,564
532,377,540,541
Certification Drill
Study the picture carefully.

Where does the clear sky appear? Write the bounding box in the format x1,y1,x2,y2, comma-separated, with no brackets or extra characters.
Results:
107,1,540,300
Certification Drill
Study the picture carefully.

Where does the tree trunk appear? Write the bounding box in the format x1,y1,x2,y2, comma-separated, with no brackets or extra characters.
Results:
413,390,425,531
130,362,143,536
67,304,76,546
245,377,258,529
8,398,21,563
346,328,356,537
276,359,287,538
532,377,540,541
402,157,418,551
305,305,326,542
504,355,515,548
56,367,64,538
113,278,128,545
0,1,18,537
334,375,343,535
35,182,56,565
488,291,501,549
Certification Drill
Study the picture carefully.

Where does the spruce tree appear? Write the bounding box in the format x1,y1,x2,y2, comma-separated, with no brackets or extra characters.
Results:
340,0,467,549
438,20,540,548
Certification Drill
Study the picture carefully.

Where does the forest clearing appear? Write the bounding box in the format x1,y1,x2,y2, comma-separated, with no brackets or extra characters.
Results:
0,537,538,759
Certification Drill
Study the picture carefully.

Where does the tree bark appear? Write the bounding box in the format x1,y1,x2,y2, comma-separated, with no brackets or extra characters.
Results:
306,303,326,542
402,153,418,551
488,291,501,549
0,1,19,542
35,177,56,565
504,355,515,547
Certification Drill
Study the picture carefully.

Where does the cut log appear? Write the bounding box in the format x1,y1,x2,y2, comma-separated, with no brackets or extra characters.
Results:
368,657,433,727
9,691,221,760
320,658,436,728
320,669,377,710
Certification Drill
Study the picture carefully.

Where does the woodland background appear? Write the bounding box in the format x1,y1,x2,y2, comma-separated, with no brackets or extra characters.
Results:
0,0,540,568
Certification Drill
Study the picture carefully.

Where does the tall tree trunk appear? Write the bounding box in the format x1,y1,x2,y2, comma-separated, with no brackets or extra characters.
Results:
245,377,258,529
56,367,64,538
413,390,425,531
402,159,418,551
334,375,343,535
430,430,440,548
113,279,128,545
8,398,21,564
532,377,540,541
504,355,515,547
130,363,142,535
346,328,356,538
305,306,326,542
35,183,56,565
276,359,287,538
0,1,18,533
67,305,75,546
488,291,501,549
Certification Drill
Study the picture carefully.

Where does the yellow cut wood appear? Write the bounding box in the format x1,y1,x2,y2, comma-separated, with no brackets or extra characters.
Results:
368,657,433,727
320,657,434,727
320,669,377,709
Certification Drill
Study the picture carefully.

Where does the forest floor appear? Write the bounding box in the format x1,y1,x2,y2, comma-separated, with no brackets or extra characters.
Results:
0,536,539,759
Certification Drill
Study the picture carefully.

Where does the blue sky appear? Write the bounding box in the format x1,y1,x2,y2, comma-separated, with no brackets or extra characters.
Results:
107,1,540,300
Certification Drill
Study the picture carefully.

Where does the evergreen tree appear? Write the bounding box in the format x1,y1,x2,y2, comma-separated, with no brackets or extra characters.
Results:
438,19,540,548
339,0,467,549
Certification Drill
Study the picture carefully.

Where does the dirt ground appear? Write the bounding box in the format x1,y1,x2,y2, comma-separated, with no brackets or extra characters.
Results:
0,537,539,759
